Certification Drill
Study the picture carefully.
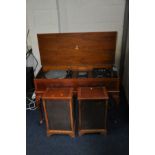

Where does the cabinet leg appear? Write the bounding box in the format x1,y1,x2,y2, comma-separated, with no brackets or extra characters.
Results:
100,130,107,135
78,131,83,137
36,96,44,124
70,133,75,138
39,105,44,124
47,132,51,137
111,93,120,107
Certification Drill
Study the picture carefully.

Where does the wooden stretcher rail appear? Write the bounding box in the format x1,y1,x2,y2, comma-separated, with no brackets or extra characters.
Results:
34,77,120,92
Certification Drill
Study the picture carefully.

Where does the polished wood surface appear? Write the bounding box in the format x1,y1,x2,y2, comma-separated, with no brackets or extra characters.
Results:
79,129,107,136
35,32,120,125
37,32,117,70
78,87,109,100
42,88,73,100
34,78,119,92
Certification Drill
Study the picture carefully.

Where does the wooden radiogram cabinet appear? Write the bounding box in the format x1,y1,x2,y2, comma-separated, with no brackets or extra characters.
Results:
34,32,120,124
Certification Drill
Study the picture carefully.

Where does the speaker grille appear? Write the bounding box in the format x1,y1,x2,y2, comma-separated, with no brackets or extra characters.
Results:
80,100,106,129
45,100,71,130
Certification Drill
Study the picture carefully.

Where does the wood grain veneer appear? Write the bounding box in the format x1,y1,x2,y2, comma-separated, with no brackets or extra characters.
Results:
37,32,117,70
35,32,120,125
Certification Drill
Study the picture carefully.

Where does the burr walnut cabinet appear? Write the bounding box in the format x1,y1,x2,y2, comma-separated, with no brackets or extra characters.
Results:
34,32,120,125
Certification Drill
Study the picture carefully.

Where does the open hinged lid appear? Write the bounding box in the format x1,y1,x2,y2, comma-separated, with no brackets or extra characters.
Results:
37,32,117,71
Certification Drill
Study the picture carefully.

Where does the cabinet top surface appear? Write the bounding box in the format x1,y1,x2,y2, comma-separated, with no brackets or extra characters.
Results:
78,87,109,100
42,88,73,100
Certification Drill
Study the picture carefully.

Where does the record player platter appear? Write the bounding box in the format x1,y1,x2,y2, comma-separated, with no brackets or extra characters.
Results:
45,70,67,79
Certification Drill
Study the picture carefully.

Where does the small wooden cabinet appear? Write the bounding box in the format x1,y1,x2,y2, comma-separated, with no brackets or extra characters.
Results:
77,87,109,136
42,88,75,137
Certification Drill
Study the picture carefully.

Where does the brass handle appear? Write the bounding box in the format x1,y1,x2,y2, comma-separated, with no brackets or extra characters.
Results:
75,45,79,50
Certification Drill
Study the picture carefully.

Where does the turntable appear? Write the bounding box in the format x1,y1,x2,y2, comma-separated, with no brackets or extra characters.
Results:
45,70,67,79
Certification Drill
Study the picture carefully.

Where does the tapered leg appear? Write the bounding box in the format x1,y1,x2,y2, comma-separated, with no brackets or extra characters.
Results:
36,95,44,124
